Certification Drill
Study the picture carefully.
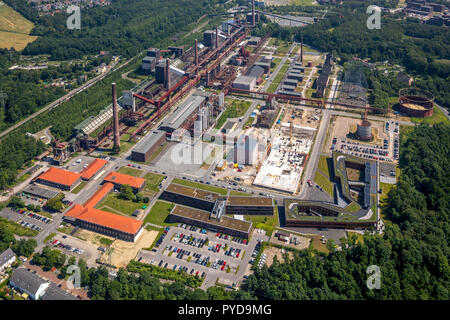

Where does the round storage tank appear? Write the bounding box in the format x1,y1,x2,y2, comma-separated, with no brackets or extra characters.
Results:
357,120,372,140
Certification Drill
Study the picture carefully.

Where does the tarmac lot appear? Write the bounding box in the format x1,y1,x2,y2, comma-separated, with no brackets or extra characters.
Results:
137,225,269,289
51,233,100,267
0,207,53,233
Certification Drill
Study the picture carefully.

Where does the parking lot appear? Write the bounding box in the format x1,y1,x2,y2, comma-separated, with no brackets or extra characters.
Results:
51,233,100,266
137,224,269,289
0,207,54,234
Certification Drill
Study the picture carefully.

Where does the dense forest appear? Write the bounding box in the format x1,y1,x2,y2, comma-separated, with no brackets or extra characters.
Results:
0,222,37,258
6,0,224,60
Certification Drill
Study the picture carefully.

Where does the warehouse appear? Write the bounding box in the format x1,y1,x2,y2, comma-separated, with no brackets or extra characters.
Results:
283,79,298,87
246,65,265,85
80,158,108,181
168,205,253,239
22,185,59,200
281,84,296,92
159,94,206,134
286,72,303,81
131,130,166,162
35,167,82,191
232,75,256,91
247,36,261,46
103,172,146,192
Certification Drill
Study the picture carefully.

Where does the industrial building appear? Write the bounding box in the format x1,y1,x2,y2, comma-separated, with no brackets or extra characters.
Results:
159,92,208,135
22,185,59,200
169,204,252,238
246,65,265,85
247,36,261,46
35,167,82,191
254,56,272,73
316,53,333,98
103,171,146,192
73,103,122,137
232,75,256,91
232,135,259,165
131,130,166,162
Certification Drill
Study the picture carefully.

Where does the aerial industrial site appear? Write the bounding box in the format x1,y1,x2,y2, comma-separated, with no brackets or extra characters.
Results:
0,0,448,304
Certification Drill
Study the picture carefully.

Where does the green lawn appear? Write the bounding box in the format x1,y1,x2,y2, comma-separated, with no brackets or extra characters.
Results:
313,171,334,198
379,182,396,203
244,206,279,237
229,191,252,196
116,167,143,177
267,63,290,93
97,193,145,216
344,201,362,213
215,99,252,129
144,172,166,193
0,217,38,237
410,106,450,125
71,181,87,194
317,155,333,177
143,201,177,226
99,237,114,246
172,178,228,195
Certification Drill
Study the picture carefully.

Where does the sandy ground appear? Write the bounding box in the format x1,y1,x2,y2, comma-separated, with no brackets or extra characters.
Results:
281,108,321,129
263,246,294,267
100,229,158,268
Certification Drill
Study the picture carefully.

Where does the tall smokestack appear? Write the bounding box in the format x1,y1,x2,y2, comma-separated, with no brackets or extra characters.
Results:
166,59,170,90
215,25,219,49
112,83,120,153
300,34,303,64
252,0,255,26
194,39,198,66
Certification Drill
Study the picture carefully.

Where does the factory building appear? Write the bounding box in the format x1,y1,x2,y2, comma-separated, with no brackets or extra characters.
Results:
254,56,272,73
233,135,259,165
35,167,82,191
246,65,265,85
159,93,207,135
142,56,156,74
103,172,146,192
131,130,166,162
232,75,256,91
73,104,122,137
196,104,213,133
247,36,261,46
168,205,252,239
283,79,298,87
286,72,303,81
281,84,296,92
203,30,226,48
22,185,59,200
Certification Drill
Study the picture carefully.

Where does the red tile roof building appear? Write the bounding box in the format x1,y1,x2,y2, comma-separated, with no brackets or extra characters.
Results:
80,158,108,181
103,172,145,192
36,167,82,191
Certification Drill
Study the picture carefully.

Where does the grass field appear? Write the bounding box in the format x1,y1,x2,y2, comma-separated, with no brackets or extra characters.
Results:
267,62,290,93
313,170,334,198
245,206,279,236
71,181,87,194
97,193,145,216
117,167,143,177
317,155,333,177
172,178,228,195
215,99,252,129
144,172,165,193
410,106,450,125
0,3,37,50
229,191,252,196
344,201,362,213
144,201,177,226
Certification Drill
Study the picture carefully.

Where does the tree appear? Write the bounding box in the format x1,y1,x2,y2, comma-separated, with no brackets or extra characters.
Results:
119,184,134,201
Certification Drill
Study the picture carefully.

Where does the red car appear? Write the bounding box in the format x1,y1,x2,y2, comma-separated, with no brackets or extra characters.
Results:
177,249,181,253
223,261,226,266
216,233,220,237
236,253,239,258
127,164,131,166
221,265,225,271
196,271,199,276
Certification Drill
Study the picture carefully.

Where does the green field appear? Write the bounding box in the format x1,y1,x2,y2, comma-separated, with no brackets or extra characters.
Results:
0,3,37,50
317,155,333,177
289,0,315,5
267,63,290,93
244,206,279,236
144,172,166,193
97,193,145,216
229,191,252,196
410,106,450,125
143,201,177,226
71,181,87,194
117,167,143,177
313,170,334,198
0,217,38,237
344,201,362,213
215,99,252,129
172,178,228,195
